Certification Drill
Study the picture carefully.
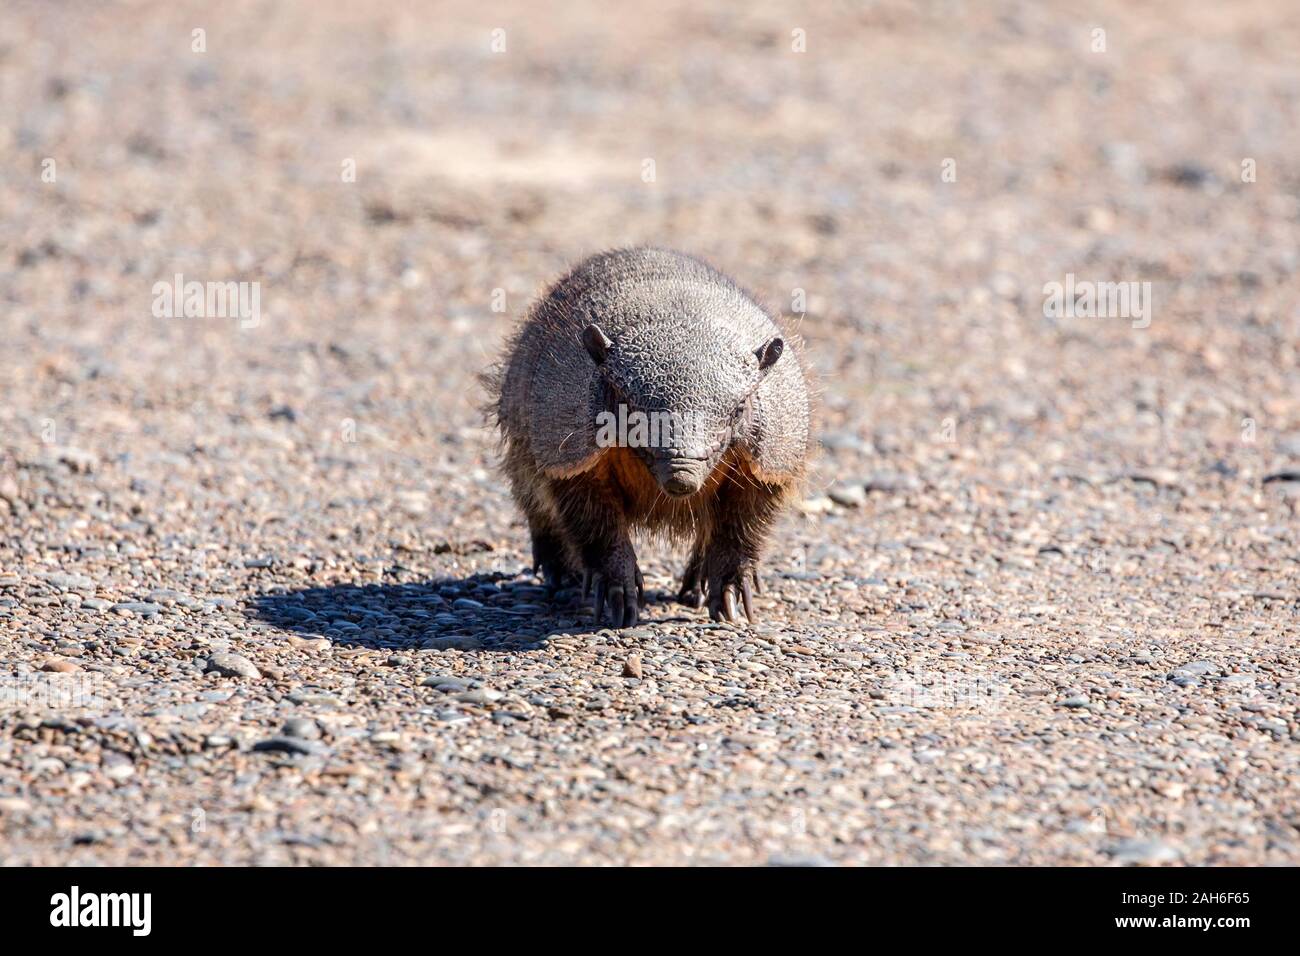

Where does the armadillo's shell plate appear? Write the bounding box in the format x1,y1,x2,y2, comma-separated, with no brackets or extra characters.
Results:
500,248,811,481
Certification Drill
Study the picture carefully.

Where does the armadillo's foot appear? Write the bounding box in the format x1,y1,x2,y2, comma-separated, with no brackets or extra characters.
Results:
581,566,642,603
582,541,641,628
704,555,760,625
535,556,581,599
676,551,705,608
531,528,573,597
537,562,568,597
677,583,704,609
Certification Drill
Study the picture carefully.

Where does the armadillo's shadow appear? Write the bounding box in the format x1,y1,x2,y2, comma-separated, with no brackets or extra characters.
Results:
247,571,694,652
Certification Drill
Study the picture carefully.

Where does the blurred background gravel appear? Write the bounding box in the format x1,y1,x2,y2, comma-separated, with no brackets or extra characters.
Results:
1,0,1297,864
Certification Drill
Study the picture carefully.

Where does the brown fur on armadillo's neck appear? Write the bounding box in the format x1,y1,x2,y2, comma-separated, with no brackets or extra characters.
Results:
582,445,792,542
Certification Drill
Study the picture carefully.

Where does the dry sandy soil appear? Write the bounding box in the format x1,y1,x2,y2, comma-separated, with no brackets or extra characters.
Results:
1,0,1298,865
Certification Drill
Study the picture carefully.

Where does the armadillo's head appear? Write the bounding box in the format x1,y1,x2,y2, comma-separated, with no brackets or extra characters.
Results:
582,320,784,497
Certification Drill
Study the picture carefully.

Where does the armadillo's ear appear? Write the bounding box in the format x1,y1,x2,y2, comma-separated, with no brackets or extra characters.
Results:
582,324,612,365
755,336,784,372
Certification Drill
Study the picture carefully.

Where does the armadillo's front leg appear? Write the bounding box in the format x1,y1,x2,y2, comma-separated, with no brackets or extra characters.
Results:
702,477,781,625
552,475,641,628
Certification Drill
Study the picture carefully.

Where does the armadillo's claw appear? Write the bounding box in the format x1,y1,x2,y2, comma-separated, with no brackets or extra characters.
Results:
740,577,755,622
608,585,638,628
723,588,739,622
587,573,640,628
705,560,761,626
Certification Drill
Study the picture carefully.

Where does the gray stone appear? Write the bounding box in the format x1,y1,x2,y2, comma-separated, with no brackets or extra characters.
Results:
280,717,322,740
204,652,261,679
828,482,867,508
421,675,471,691
864,471,922,493
41,572,95,591
454,688,503,705
112,601,163,616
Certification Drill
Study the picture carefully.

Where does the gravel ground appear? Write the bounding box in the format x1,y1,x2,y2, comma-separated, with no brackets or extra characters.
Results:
2,0,1298,865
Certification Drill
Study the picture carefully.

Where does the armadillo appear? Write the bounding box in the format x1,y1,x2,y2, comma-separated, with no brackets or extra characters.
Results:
486,247,814,627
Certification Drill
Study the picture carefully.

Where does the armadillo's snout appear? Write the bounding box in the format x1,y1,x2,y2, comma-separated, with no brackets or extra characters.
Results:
657,457,708,497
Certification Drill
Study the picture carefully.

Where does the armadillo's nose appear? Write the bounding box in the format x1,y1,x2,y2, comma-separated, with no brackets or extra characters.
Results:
658,457,707,497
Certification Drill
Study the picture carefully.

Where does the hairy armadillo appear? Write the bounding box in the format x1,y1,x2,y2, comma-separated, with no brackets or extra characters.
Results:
486,247,813,627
